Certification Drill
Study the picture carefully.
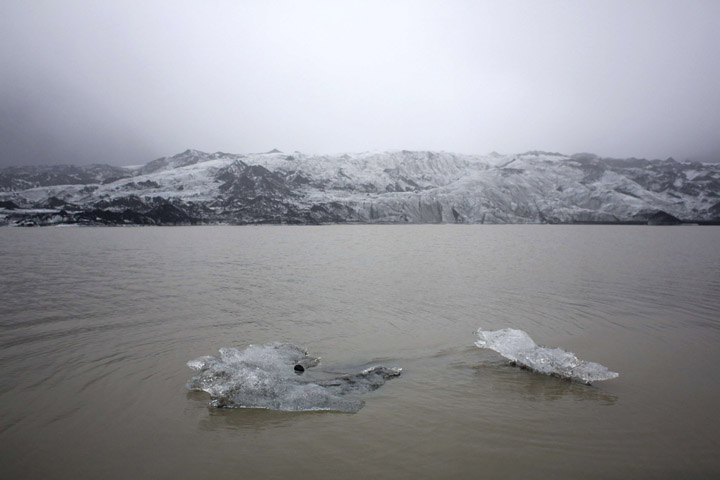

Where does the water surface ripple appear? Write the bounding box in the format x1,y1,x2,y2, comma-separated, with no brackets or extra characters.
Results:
1,225,719,479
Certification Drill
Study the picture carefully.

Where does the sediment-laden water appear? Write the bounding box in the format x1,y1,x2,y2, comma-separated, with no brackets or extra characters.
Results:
1,225,719,479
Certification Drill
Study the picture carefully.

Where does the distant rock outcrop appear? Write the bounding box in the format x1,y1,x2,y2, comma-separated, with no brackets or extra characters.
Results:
647,211,682,226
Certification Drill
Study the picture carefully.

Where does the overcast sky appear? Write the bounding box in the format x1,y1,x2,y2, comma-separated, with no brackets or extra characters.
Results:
2,0,719,167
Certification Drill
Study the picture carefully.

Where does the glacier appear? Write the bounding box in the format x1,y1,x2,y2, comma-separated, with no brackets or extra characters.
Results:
1,149,719,226
475,328,619,384
186,342,402,412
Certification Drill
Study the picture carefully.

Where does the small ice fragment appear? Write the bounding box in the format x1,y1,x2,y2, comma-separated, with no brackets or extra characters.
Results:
475,328,618,384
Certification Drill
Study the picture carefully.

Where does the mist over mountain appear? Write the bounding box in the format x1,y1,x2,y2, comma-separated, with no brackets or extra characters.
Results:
1,149,718,226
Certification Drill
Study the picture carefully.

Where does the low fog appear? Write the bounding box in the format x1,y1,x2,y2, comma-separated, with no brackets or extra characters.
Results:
1,0,719,167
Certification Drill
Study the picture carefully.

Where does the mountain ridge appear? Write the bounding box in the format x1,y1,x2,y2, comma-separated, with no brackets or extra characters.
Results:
1,149,718,226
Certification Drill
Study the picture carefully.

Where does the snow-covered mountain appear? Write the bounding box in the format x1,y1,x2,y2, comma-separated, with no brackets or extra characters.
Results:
1,149,718,226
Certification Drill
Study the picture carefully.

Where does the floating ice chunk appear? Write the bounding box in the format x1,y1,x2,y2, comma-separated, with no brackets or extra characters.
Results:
186,342,401,413
475,328,618,384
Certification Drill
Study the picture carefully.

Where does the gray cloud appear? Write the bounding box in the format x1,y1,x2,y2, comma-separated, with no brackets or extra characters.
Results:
2,0,719,167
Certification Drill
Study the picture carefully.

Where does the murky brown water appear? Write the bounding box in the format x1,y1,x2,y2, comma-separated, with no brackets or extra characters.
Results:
1,225,719,479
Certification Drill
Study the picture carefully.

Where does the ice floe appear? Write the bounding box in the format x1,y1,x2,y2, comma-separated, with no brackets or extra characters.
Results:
187,342,401,412
475,328,618,384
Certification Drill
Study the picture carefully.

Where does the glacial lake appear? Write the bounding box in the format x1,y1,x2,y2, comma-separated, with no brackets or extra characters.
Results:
1,225,719,479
